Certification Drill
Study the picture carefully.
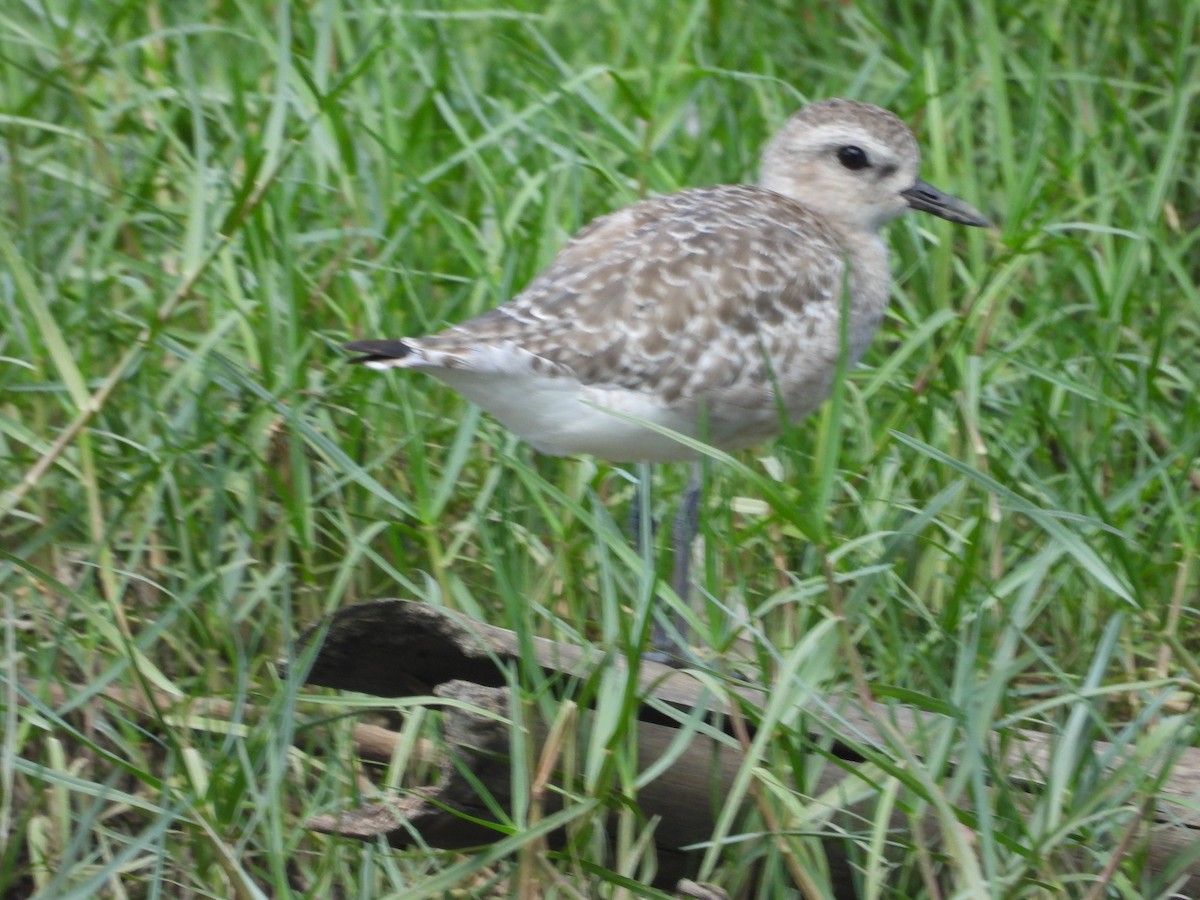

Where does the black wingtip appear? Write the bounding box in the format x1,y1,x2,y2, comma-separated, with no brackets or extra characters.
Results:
343,339,413,365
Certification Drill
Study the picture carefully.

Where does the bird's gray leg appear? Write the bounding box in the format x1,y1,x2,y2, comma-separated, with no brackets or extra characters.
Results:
630,461,666,660
650,462,702,661
627,472,656,558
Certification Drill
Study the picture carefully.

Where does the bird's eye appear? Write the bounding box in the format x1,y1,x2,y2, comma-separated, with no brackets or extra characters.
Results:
836,145,870,170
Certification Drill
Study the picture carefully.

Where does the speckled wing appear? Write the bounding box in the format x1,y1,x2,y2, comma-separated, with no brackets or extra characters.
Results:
411,185,849,411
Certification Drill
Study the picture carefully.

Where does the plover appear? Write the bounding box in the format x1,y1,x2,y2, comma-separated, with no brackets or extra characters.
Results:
347,98,988,658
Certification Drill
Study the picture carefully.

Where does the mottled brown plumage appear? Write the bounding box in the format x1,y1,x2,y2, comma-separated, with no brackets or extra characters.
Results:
347,99,986,463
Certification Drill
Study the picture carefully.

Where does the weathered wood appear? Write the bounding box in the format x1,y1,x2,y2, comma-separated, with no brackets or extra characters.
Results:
305,675,868,894
295,599,1200,895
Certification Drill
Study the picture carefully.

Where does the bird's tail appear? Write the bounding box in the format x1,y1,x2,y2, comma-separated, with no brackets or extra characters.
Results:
344,339,414,366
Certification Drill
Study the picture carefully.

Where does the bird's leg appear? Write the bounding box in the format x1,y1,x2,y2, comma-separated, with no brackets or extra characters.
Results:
650,462,702,661
630,462,674,665
627,477,657,558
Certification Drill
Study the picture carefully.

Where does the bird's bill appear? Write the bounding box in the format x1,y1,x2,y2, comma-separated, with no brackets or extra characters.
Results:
902,180,990,227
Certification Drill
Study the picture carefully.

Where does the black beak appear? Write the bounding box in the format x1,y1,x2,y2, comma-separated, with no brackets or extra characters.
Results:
902,179,990,227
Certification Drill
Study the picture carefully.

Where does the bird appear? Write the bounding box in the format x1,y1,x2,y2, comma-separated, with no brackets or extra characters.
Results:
345,98,988,661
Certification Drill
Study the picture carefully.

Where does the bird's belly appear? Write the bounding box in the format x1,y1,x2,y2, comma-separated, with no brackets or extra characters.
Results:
430,368,707,462
430,371,817,463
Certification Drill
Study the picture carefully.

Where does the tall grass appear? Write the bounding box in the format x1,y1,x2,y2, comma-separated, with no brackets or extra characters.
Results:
2,0,1198,896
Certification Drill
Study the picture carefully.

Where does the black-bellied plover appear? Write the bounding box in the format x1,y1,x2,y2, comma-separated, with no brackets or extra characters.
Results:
347,98,988,659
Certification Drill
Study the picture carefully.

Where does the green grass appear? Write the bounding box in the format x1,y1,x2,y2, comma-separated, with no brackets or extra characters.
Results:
3,0,1199,896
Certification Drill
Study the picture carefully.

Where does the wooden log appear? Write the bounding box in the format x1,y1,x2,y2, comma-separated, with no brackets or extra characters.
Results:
305,674,870,893
295,599,1200,895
